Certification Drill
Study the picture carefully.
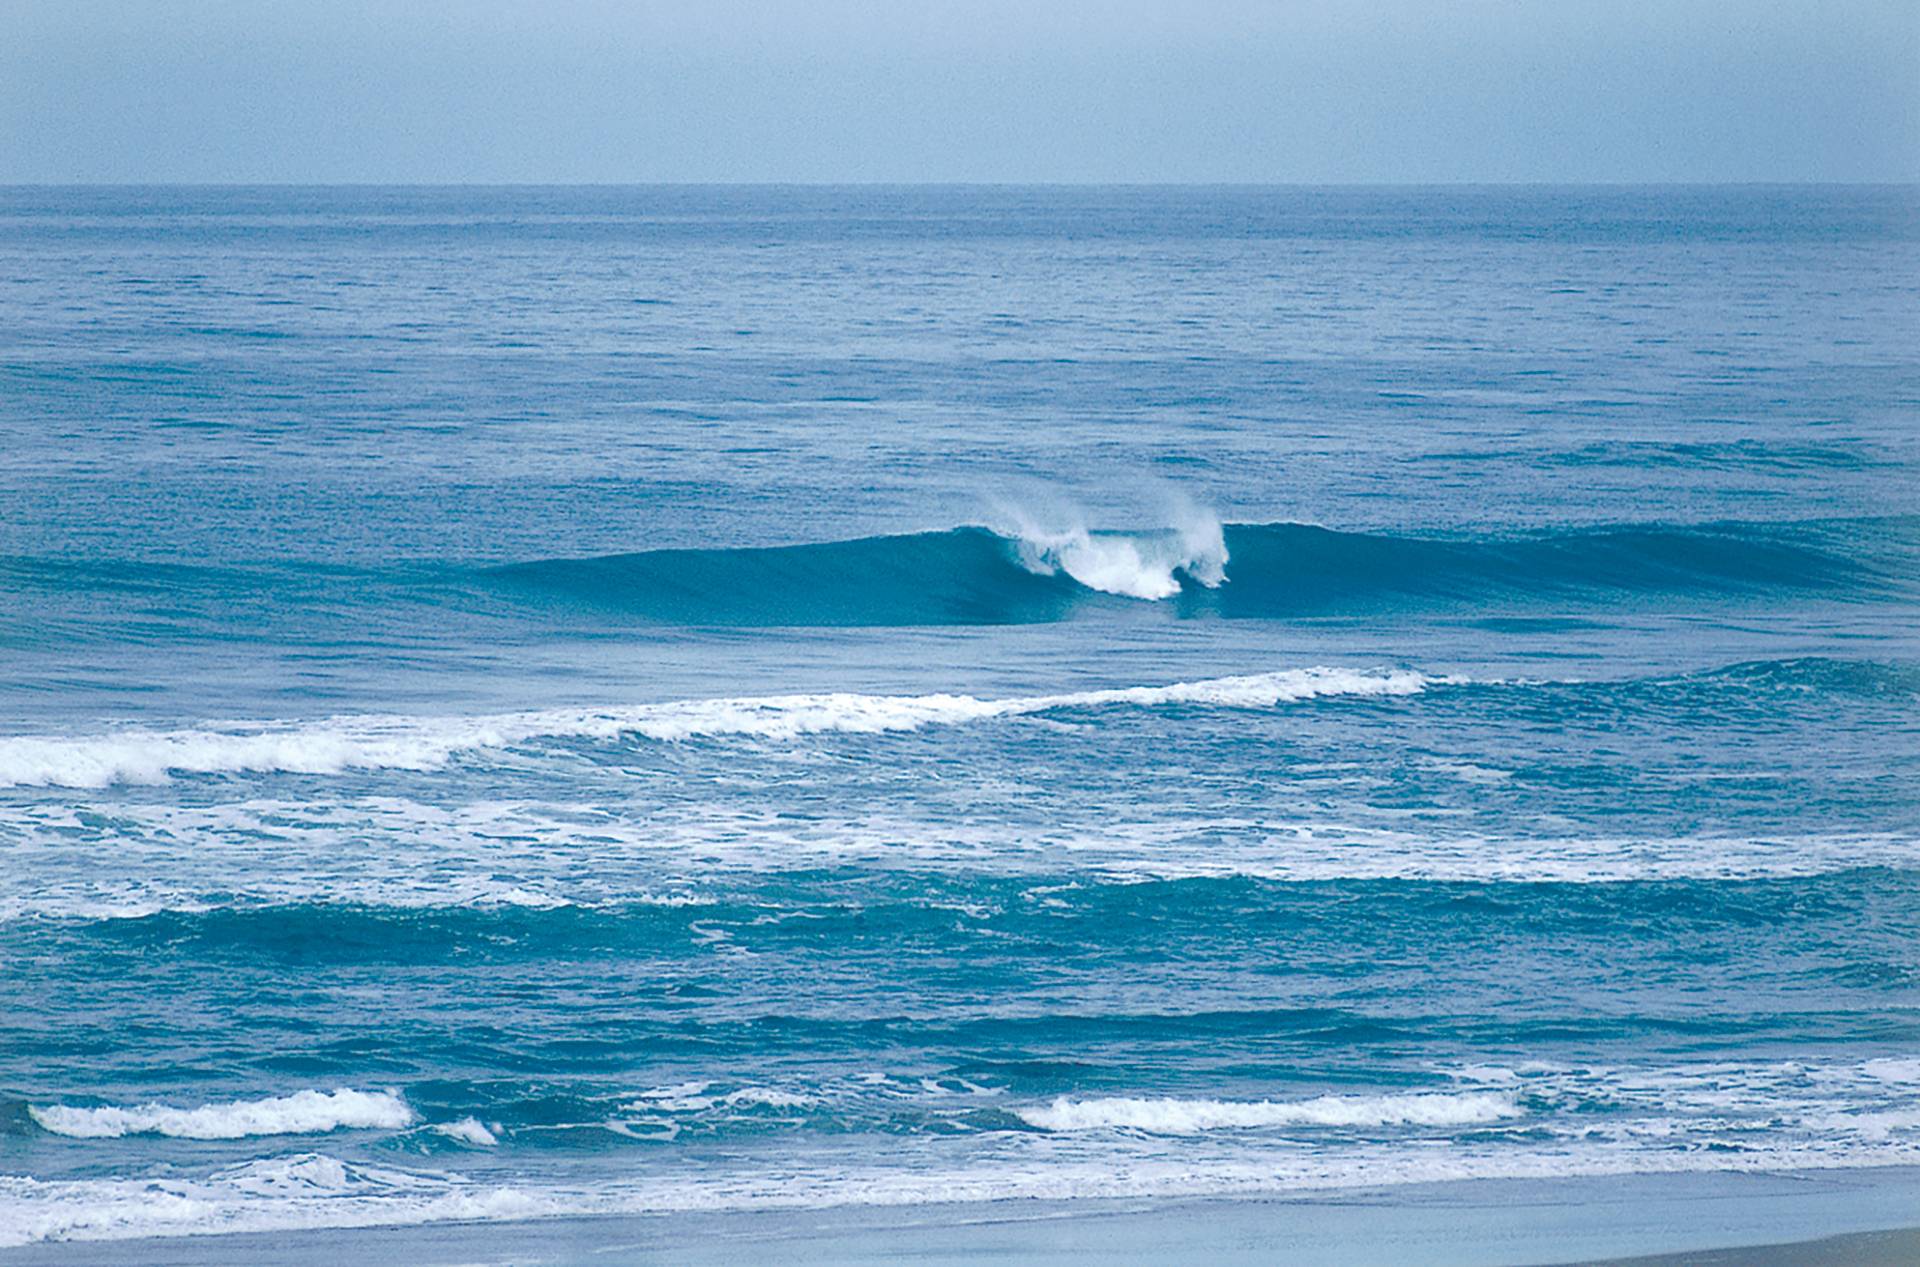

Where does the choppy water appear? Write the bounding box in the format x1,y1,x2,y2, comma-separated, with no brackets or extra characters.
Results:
1,185,1918,1248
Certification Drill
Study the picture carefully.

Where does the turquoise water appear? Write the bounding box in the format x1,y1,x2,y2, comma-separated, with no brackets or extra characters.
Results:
1,186,1918,1246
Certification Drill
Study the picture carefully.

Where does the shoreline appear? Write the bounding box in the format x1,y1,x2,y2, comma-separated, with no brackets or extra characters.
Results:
1578,1226,1920,1267
7,1166,1920,1266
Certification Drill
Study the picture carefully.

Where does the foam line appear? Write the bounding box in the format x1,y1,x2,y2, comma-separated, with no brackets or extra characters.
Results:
1016,1091,1522,1133
0,667,1448,788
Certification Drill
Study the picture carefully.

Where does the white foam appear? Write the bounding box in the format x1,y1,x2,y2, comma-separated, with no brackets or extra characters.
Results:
0,667,1446,788
28,1089,414,1140
625,1082,817,1113
4,794,1915,927
1863,1059,1920,1084
1005,510,1230,600
8,1130,1920,1249
1437,1056,1920,1151
6,1063,1919,1248
431,1118,499,1147
1017,1091,1522,1134
0,1155,553,1248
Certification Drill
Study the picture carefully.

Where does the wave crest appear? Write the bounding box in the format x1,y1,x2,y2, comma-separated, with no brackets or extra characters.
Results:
1003,504,1229,600
28,1089,414,1140
1016,1091,1522,1134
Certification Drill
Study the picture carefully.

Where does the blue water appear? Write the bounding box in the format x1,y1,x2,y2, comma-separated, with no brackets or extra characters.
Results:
2,185,1918,1246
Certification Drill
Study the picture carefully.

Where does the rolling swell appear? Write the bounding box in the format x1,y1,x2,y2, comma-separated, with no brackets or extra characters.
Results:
483,518,1913,626
6,518,1905,641
488,526,1080,625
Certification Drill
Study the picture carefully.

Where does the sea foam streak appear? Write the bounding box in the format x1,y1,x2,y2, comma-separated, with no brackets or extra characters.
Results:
1017,1092,1522,1134
0,667,1446,788
28,1089,414,1140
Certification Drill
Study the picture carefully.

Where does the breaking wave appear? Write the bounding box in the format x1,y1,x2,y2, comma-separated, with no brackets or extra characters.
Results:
1016,1091,1523,1134
0,666,1446,788
481,516,1911,626
28,1089,414,1140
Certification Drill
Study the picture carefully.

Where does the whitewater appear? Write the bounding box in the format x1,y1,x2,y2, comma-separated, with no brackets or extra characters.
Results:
0,666,1448,788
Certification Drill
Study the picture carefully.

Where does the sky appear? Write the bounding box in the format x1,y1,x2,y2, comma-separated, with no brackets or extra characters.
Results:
2,0,1917,183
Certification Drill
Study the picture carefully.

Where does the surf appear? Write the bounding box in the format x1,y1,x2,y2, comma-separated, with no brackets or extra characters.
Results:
0,666,1448,788
479,516,1912,627
27,1089,414,1140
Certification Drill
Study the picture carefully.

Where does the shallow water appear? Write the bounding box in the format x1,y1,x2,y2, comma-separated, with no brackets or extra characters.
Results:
1,185,1917,1246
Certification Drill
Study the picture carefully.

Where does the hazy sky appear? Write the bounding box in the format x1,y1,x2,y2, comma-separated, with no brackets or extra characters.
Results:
4,0,1916,183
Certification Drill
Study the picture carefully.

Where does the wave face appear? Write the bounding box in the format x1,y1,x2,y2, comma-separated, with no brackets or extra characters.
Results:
480,518,1912,626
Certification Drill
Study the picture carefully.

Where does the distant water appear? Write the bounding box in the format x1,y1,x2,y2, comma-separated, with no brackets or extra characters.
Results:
2,186,1918,1247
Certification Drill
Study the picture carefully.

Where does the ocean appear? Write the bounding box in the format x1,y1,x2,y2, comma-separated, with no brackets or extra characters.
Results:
1,185,1917,1250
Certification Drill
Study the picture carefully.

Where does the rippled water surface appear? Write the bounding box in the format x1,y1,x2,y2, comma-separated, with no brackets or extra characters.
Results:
1,185,1917,1247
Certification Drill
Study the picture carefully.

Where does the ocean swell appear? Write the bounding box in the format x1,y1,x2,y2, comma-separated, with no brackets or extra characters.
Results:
481,516,1910,627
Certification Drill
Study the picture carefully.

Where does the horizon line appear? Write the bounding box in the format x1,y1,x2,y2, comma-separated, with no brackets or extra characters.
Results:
5,179,1919,190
